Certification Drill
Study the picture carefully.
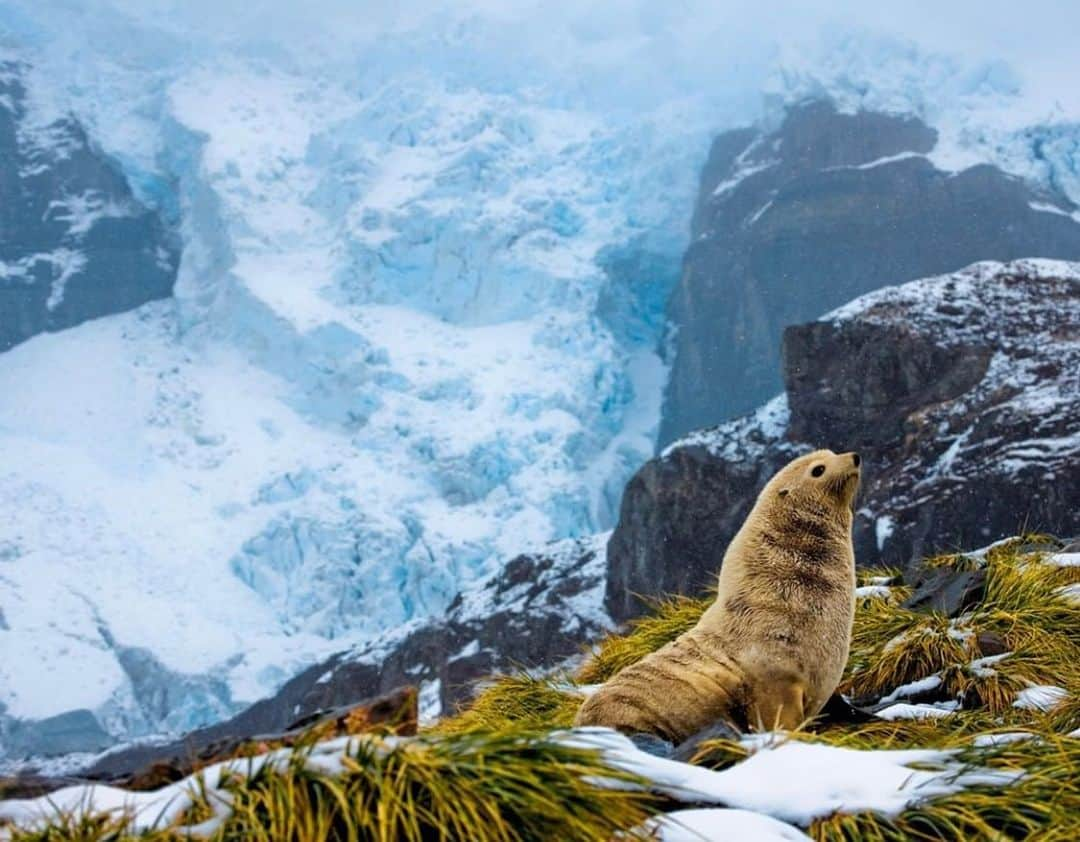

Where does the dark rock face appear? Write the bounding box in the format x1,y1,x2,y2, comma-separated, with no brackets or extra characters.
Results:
608,260,1080,621
605,412,799,620
660,99,1080,444
902,568,988,618
0,59,178,352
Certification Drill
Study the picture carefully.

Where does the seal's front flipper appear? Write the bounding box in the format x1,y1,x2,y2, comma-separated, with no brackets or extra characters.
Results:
751,680,806,731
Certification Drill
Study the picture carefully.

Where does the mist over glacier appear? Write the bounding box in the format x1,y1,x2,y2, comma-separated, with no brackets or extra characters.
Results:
2,0,1080,749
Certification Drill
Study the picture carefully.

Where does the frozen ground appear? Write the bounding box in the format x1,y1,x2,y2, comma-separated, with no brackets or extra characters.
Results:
3,0,1080,750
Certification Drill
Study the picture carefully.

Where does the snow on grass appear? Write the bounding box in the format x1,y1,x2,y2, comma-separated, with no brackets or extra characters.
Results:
0,727,1027,838
647,808,811,841
876,702,958,721
0,736,354,835
855,585,894,599
563,728,1021,826
1046,552,1080,567
971,732,1036,747
877,674,944,705
1013,685,1068,712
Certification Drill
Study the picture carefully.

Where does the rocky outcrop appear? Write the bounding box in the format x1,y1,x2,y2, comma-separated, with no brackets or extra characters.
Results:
608,260,1080,621
0,59,178,352
660,99,1080,444
4,687,417,797
267,534,611,723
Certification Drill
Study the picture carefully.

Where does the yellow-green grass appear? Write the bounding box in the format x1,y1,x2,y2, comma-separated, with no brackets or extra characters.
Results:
5,730,658,842
809,732,1080,841
842,539,1080,713
575,593,711,684
430,674,582,735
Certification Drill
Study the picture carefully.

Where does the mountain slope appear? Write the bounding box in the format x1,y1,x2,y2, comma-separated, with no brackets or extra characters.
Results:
661,100,1080,441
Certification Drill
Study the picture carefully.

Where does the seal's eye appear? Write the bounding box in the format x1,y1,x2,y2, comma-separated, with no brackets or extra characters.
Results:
811,464,826,478
778,489,789,498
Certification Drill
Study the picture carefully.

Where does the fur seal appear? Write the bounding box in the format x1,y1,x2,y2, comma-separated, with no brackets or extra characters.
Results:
575,449,860,742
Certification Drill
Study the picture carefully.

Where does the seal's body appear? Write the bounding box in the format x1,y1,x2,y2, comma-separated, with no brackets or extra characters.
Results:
574,450,860,742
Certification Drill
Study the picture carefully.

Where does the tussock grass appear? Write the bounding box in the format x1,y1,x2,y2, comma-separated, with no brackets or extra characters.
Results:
575,593,711,684
431,674,582,734
809,733,1080,842
6,811,181,841
922,551,981,570
5,731,657,842
856,566,904,587
843,610,979,701
218,731,656,842
843,537,1080,714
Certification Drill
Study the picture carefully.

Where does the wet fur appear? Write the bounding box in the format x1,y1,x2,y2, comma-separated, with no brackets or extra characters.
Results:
574,450,859,743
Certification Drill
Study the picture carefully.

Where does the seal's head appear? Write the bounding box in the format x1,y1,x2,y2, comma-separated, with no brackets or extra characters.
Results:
768,448,862,517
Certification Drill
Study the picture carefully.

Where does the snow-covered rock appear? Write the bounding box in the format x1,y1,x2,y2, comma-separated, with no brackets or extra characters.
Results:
0,58,177,351
661,100,1080,441
609,260,1080,619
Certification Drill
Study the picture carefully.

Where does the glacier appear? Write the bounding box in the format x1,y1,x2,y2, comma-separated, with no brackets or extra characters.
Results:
3,0,1080,754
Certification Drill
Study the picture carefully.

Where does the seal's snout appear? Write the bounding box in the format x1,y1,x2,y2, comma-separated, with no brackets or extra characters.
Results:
851,453,861,468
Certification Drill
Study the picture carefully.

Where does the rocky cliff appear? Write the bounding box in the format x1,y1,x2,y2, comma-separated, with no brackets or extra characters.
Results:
608,259,1080,620
0,59,177,351
660,99,1080,443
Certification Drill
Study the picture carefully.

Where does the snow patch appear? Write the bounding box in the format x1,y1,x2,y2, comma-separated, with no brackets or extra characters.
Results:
563,728,1021,825
875,515,895,551
1013,685,1068,712
877,674,943,706
876,702,958,721
648,808,811,841
418,679,442,725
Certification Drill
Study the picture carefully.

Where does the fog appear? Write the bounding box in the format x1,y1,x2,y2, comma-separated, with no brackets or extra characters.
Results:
5,0,1079,119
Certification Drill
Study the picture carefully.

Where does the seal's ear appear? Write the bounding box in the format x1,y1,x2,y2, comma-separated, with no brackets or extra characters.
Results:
778,489,790,498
